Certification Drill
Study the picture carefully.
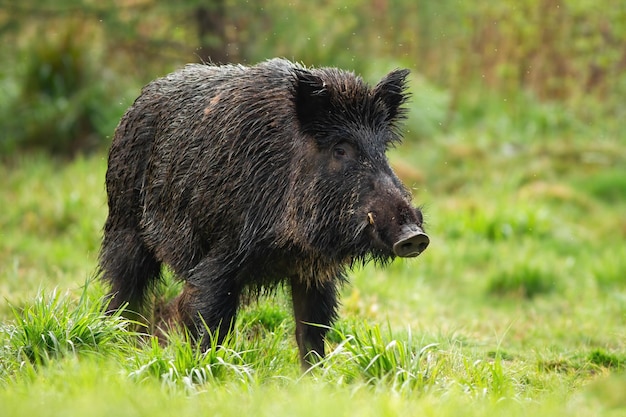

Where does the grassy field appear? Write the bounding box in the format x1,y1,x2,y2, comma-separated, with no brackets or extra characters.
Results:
1,96,625,416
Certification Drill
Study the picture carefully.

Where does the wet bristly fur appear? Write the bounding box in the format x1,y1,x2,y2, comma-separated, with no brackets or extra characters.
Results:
98,58,425,368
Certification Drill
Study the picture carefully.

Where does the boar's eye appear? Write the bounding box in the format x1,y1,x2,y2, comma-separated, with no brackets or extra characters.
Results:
332,142,355,160
333,146,346,158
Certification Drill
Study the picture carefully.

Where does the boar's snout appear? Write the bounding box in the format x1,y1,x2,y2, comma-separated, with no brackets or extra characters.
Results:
393,224,430,257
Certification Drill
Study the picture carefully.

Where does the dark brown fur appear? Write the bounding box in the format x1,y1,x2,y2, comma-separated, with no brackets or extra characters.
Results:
99,58,427,368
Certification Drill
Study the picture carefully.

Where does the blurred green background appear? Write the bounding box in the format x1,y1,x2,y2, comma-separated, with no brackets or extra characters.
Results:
1,2,626,415
0,0,624,156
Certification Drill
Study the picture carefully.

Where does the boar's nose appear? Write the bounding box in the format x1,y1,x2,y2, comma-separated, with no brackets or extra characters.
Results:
393,224,430,258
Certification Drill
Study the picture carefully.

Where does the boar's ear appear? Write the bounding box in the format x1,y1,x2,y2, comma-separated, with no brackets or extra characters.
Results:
372,69,410,122
294,69,330,127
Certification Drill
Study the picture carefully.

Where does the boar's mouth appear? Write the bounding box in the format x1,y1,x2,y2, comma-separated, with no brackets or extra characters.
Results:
392,224,430,258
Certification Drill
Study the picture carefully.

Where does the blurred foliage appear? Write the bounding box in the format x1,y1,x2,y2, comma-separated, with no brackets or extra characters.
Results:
0,0,624,156
4,25,122,155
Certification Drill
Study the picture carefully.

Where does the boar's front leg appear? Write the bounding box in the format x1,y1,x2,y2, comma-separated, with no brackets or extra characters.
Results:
290,277,339,369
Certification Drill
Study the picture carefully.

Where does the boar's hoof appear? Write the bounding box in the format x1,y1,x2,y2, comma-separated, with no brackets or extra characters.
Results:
393,225,430,257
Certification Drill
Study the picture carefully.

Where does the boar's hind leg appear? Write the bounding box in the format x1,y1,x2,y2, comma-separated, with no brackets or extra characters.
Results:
182,257,242,351
290,277,339,369
99,229,161,314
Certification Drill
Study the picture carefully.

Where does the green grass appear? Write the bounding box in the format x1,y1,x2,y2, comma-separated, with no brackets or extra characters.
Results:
1,107,625,416
2,286,132,367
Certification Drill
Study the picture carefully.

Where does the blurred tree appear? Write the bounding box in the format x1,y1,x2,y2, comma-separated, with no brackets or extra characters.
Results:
0,0,624,157
0,0,238,156
195,0,229,63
